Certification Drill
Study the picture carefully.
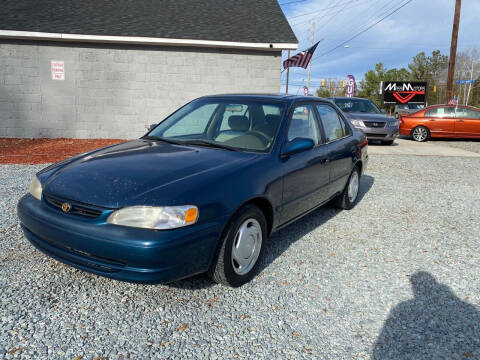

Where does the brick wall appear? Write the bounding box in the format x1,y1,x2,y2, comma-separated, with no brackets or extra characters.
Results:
0,40,282,139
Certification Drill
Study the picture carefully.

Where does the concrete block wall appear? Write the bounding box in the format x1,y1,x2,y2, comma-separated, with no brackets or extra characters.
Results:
0,40,282,139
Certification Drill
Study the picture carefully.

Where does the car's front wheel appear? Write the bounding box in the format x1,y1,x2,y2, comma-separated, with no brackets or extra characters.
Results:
411,126,429,142
209,204,267,287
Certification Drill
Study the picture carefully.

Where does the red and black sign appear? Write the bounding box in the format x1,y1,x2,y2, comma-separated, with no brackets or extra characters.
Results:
382,81,427,105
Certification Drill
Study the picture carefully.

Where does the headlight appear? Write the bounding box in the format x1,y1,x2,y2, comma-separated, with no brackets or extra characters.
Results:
390,120,399,127
107,205,199,230
350,119,365,128
29,176,43,201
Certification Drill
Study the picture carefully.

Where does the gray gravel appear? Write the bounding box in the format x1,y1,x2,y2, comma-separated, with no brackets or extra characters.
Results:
428,139,480,154
1,154,480,359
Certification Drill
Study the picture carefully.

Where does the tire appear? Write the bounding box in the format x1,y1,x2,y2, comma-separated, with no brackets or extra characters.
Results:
382,140,394,145
209,204,267,287
411,126,429,142
333,166,361,210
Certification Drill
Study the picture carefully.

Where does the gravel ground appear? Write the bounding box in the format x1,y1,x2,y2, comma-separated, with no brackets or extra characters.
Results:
1,154,480,359
429,139,480,154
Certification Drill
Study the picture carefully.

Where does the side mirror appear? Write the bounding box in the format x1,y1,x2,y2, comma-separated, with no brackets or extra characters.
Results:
282,137,315,156
380,109,387,114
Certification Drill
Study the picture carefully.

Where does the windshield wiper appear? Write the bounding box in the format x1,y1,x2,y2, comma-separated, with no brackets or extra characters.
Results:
179,140,239,152
142,135,183,145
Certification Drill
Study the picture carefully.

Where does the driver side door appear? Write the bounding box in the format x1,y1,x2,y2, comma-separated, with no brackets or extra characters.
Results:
280,103,331,224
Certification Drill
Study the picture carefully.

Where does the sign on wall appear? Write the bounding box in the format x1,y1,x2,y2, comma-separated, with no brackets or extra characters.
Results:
51,61,65,81
382,81,427,105
345,75,355,97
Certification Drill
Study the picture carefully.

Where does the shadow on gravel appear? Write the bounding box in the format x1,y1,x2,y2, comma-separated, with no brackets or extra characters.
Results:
171,175,375,290
372,271,480,360
258,174,375,274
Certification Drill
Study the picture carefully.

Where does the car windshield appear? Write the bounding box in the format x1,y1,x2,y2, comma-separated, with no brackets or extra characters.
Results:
334,99,381,114
147,99,286,152
408,104,424,110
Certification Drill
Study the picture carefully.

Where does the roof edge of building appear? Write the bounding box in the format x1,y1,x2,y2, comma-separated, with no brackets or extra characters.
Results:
0,30,298,51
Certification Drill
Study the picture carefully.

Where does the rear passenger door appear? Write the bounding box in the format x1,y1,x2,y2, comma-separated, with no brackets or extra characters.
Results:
315,103,355,196
280,103,330,224
454,107,480,137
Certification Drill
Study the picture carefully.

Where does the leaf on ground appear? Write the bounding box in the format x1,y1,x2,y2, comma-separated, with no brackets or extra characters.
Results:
293,332,300,337
8,347,26,355
177,323,188,331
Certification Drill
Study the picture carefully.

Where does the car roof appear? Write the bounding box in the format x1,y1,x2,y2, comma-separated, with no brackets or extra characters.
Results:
199,93,332,104
329,96,371,101
425,104,479,110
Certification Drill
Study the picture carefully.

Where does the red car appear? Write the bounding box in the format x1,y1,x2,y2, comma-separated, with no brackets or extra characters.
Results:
399,104,480,142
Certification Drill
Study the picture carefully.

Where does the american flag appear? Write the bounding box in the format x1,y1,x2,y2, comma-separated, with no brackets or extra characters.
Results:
448,96,458,105
283,42,320,70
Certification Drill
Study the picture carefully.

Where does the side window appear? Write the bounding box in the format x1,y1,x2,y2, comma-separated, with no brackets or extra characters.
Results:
163,103,217,137
287,104,320,144
456,107,480,119
316,104,347,142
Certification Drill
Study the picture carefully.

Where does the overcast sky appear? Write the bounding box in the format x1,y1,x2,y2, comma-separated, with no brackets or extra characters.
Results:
279,0,479,94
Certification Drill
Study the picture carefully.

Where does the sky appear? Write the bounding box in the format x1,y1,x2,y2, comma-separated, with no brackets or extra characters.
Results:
278,0,480,94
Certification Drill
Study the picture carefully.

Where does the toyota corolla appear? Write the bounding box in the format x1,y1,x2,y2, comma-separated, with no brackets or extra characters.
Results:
18,94,368,287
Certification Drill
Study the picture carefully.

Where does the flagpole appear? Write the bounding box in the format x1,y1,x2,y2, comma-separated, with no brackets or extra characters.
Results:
307,22,315,90
286,50,290,94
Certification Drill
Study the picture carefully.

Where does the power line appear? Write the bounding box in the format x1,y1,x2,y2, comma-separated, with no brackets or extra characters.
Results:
311,0,414,61
288,0,365,21
279,0,307,6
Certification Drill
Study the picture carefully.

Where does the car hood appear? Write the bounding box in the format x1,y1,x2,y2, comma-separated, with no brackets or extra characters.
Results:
39,139,257,208
344,112,395,122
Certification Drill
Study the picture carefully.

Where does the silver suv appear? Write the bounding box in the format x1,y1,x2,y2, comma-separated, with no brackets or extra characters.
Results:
329,97,399,145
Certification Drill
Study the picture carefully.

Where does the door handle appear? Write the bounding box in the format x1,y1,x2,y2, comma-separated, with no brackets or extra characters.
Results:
428,119,436,121
457,119,464,122
321,158,329,164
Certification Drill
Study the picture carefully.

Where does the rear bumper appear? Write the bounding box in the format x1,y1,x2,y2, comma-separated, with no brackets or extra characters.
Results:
17,194,227,283
399,126,412,136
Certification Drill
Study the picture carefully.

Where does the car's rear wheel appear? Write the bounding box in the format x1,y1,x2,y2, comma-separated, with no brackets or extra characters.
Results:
209,204,267,287
411,126,429,142
333,166,360,210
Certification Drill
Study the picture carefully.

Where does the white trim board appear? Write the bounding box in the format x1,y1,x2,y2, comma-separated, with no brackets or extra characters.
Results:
0,30,298,51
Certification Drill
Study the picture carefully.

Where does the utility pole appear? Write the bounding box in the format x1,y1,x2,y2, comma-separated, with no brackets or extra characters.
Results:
446,0,461,103
286,50,290,94
307,22,315,91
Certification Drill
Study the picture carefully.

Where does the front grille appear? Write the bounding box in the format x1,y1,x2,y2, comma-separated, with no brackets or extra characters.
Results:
363,121,385,128
45,195,104,218
365,133,387,138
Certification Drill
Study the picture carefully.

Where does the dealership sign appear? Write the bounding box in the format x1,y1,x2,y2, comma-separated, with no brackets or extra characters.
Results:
382,81,427,105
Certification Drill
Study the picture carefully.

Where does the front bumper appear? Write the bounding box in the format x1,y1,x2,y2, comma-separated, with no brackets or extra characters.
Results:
17,194,227,283
359,126,399,141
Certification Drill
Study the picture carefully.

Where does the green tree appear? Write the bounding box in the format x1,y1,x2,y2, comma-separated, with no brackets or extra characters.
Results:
358,63,408,106
408,50,448,104
316,87,331,98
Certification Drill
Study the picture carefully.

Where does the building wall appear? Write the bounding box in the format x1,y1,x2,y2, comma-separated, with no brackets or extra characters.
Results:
0,40,282,139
